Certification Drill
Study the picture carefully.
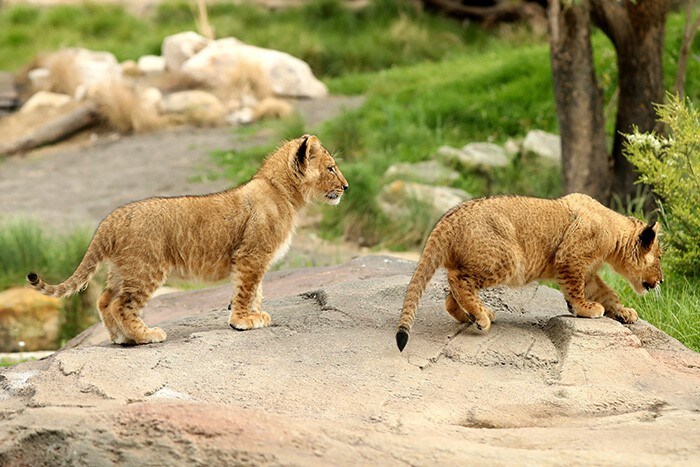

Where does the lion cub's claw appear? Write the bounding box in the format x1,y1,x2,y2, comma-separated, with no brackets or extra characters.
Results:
229,311,272,331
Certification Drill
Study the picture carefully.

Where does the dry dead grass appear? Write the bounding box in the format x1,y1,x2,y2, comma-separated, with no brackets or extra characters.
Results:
91,80,164,134
253,97,293,121
44,51,82,96
217,59,273,102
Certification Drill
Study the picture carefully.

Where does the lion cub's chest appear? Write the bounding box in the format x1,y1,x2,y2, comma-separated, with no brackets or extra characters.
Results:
271,229,294,266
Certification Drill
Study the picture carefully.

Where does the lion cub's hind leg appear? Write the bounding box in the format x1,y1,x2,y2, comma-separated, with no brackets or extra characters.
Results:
96,287,126,343
445,292,475,326
446,271,496,331
110,271,167,345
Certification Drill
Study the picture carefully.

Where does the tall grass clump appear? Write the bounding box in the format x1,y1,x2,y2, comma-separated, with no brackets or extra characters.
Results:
624,95,700,277
0,219,98,345
601,267,700,352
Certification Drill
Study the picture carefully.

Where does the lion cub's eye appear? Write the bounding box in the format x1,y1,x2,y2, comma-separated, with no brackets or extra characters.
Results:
328,166,335,173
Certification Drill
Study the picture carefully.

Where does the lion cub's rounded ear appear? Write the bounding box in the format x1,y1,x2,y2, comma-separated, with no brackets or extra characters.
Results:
639,223,657,250
295,134,320,169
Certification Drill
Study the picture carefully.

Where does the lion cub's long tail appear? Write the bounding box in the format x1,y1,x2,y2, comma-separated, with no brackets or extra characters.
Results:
26,235,107,298
396,229,446,352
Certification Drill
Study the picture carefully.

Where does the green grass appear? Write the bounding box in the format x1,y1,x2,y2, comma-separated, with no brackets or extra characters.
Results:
0,0,492,77
0,219,98,345
601,267,700,352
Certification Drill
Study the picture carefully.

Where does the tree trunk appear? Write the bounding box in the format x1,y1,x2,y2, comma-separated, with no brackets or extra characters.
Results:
591,0,672,202
548,0,611,201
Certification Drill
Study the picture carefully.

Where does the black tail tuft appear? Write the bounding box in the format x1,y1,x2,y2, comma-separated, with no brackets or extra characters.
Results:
27,272,39,285
396,329,409,352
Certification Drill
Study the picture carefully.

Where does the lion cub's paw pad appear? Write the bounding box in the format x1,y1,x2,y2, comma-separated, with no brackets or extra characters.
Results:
230,312,272,331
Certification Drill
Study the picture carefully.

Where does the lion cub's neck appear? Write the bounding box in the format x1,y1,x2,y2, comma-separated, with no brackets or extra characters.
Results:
252,151,306,210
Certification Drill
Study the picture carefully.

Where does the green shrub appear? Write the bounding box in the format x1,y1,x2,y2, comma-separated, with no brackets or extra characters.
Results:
623,95,700,277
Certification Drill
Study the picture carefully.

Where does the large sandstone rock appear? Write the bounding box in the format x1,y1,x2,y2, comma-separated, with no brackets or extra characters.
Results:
1,256,699,464
0,288,61,351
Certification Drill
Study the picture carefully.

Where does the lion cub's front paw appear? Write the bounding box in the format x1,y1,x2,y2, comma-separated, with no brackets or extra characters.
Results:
573,302,605,319
143,327,167,343
229,311,272,331
608,306,639,324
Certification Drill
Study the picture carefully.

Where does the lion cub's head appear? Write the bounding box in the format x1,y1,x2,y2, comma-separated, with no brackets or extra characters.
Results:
293,135,348,205
615,220,663,295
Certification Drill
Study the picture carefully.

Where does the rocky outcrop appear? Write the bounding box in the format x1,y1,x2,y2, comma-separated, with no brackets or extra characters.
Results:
1,256,699,464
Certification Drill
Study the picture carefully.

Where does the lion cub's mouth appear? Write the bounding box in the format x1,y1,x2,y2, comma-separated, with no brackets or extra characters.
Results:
325,191,342,205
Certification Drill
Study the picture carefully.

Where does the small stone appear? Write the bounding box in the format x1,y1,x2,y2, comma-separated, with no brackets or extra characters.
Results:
384,160,459,185
137,55,166,75
522,129,561,164
378,180,470,221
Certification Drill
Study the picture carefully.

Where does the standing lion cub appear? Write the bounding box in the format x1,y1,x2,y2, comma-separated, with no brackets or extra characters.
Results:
27,135,348,345
396,194,663,352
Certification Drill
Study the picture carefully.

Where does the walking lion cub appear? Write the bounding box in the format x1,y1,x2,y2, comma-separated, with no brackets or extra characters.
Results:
28,135,348,345
396,194,663,351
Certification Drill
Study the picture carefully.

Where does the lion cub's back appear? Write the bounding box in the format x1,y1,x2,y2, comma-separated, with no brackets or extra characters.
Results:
442,196,573,283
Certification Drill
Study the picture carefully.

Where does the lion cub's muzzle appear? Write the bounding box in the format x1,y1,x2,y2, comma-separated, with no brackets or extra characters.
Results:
325,183,348,205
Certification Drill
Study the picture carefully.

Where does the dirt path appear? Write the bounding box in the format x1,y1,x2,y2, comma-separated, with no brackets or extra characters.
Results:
0,95,394,267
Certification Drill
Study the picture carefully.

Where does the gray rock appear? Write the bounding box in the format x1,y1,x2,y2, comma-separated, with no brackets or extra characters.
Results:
1,257,699,464
522,129,561,163
437,142,510,168
384,160,460,185
378,180,470,221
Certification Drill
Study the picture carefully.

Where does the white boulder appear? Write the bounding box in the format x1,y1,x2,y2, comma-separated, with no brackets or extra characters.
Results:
162,31,211,71
181,38,327,98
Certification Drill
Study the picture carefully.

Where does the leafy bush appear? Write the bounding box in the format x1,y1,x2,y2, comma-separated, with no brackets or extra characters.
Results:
624,95,700,277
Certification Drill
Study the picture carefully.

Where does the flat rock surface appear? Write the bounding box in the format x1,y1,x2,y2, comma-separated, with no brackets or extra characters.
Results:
1,256,699,465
